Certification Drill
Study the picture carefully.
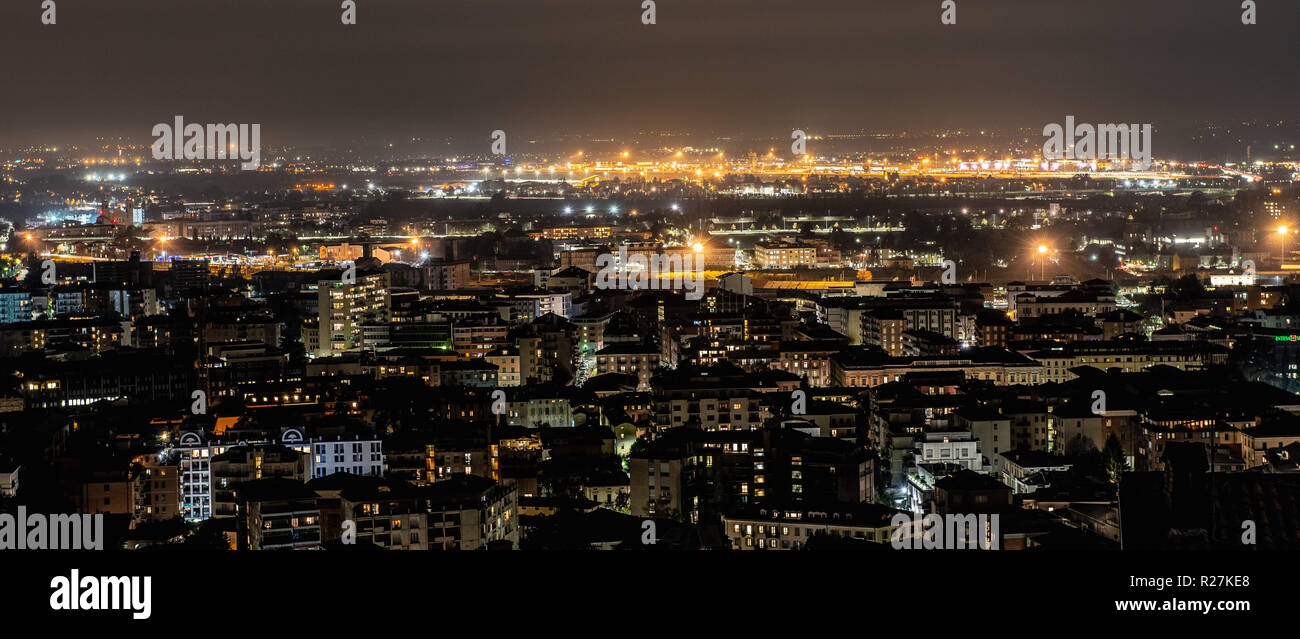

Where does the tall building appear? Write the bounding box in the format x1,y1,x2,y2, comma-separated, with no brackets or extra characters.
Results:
235,478,322,550
211,444,307,518
170,432,385,520
0,288,31,324
138,455,181,522
424,475,519,550
426,259,471,290
170,259,210,292
312,265,390,357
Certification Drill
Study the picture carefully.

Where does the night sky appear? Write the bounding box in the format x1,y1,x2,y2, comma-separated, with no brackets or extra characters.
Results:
0,0,1296,148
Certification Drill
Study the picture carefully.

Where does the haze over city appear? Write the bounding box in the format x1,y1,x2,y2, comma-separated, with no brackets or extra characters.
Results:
0,0,1297,149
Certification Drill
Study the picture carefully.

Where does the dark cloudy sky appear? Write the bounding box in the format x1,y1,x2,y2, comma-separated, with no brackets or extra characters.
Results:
0,0,1296,147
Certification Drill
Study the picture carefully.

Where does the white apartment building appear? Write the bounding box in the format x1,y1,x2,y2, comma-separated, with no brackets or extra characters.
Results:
170,429,384,521
915,431,983,472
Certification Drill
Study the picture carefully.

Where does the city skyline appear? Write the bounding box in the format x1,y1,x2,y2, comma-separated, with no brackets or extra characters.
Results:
0,0,1296,625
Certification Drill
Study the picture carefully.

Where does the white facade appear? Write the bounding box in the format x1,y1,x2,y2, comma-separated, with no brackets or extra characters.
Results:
170,430,384,520
308,440,385,478
175,432,214,521
53,290,84,316
535,292,571,318
916,432,982,471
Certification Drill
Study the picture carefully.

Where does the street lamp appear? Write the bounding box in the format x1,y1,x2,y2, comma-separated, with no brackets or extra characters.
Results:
1037,244,1048,281
1278,225,1289,265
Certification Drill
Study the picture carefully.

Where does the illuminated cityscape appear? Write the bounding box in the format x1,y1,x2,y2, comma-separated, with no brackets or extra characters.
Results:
2,123,1299,552
0,0,1294,625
